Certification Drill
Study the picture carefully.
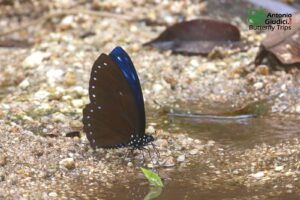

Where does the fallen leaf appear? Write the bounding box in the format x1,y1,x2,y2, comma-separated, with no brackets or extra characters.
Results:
0,39,32,48
141,167,164,187
255,12,300,66
144,19,241,54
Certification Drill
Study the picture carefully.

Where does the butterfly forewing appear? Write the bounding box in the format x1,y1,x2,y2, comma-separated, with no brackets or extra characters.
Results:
109,47,146,134
83,53,141,148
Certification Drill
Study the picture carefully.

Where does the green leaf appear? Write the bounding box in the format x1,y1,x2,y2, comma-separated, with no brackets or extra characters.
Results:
141,167,164,187
143,186,163,200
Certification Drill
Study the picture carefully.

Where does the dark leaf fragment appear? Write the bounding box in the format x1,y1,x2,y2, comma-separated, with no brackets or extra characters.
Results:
144,19,241,54
255,12,300,66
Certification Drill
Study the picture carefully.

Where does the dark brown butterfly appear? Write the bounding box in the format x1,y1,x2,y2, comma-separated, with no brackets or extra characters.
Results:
82,47,154,149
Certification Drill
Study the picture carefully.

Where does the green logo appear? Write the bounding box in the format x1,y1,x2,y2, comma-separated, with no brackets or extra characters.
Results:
248,8,267,26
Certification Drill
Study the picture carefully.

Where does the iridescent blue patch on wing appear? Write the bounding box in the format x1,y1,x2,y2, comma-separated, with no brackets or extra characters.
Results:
109,46,146,132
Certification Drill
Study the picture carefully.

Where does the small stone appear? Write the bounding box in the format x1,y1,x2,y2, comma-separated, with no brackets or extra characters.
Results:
34,90,50,100
59,158,75,170
146,126,155,134
69,120,82,128
286,184,293,189
154,139,168,148
251,171,264,179
71,99,84,108
176,155,185,163
0,154,7,166
60,15,74,30
190,59,199,67
48,192,58,197
152,84,163,93
255,65,269,75
162,156,175,167
253,82,263,90
295,104,300,114
46,69,64,85
0,174,4,182
274,165,284,172
64,71,76,86
19,79,30,89
23,51,50,68
189,149,198,155
127,162,133,167
207,140,215,146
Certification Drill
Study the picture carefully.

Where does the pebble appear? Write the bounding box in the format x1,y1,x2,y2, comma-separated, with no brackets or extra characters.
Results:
64,71,76,86
60,15,75,30
152,83,163,93
189,149,198,155
251,171,264,179
253,82,264,90
162,156,175,167
190,59,199,67
274,165,284,172
48,192,58,197
59,158,75,170
176,155,185,163
0,154,7,166
295,104,300,114
34,90,50,100
46,69,64,85
23,51,50,68
19,79,30,89
146,126,155,134
71,99,84,108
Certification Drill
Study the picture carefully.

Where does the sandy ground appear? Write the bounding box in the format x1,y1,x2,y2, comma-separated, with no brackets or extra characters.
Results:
0,0,300,199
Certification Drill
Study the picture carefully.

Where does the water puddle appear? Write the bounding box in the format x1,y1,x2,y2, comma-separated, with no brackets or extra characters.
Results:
71,102,300,199
103,103,300,199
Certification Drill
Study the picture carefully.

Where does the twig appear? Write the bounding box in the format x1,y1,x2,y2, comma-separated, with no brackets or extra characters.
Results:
0,9,134,37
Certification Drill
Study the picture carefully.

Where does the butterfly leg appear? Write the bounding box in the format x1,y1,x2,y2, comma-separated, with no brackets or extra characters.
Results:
151,142,160,162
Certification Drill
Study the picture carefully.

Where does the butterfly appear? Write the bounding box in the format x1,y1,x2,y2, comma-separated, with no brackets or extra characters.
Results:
82,46,154,149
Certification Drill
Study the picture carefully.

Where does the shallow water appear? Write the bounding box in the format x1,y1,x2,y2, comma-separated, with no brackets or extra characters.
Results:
78,106,300,200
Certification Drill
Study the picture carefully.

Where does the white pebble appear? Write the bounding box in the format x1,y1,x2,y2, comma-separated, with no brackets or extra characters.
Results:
251,171,264,179
176,155,185,163
23,51,50,68
253,82,263,90
274,165,284,172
